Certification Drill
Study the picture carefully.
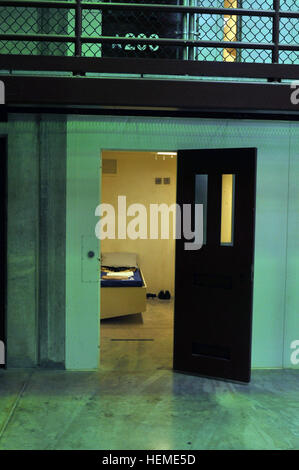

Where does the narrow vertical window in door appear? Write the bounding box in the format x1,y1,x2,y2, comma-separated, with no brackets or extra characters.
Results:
221,174,235,246
195,175,208,245
223,0,238,62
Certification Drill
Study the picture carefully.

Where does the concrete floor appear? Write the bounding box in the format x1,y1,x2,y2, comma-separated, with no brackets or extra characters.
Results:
0,300,298,450
100,298,174,372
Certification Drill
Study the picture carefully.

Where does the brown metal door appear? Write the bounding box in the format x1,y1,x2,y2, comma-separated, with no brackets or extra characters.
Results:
173,148,257,383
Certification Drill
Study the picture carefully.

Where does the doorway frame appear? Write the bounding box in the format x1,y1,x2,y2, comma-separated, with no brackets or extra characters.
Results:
98,148,178,369
65,139,180,370
66,140,257,372
65,115,295,371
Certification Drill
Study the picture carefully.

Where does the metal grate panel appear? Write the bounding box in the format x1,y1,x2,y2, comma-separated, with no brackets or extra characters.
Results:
0,1,298,64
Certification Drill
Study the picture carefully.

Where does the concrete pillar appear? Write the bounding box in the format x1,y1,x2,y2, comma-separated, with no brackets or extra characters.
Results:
7,115,39,367
38,116,67,368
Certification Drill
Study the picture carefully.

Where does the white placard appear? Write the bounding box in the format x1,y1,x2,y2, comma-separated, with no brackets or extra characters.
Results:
0,340,5,365
0,81,4,105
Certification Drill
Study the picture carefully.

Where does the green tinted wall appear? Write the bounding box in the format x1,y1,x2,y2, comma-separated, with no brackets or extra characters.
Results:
284,124,299,367
66,116,299,369
2,115,298,369
66,123,100,370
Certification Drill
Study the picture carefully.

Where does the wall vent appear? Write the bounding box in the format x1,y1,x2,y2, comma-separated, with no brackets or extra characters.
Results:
103,159,117,175
155,177,162,185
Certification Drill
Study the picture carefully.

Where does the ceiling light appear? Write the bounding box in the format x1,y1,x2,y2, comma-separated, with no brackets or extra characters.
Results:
156,152,177,156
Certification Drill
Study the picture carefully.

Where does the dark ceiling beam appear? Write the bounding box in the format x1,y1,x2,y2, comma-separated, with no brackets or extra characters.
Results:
1,75,298,114
4,105,299,122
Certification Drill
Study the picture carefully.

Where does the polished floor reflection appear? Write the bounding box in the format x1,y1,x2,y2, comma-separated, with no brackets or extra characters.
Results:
0,299,298,450
1,368,299,450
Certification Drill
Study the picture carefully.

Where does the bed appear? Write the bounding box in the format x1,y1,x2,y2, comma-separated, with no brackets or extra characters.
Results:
100,252,147,320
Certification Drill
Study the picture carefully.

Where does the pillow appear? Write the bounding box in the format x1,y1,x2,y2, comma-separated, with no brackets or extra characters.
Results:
101,252,138,268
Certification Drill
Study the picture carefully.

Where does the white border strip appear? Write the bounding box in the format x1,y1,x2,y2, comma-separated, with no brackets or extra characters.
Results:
0,81,5,105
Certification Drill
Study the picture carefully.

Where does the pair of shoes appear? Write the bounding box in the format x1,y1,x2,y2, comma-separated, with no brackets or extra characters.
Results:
164,290,171,300
158,290,171,300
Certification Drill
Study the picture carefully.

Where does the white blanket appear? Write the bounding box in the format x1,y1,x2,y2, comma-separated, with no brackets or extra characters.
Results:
105,271,134,278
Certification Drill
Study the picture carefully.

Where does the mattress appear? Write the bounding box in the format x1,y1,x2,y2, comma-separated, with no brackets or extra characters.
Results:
101,267,144,288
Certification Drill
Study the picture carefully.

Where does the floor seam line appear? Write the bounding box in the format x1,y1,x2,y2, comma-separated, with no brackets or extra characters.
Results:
0,371,34,442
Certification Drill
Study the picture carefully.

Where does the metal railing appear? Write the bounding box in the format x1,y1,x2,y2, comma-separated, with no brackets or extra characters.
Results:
0,1,298,70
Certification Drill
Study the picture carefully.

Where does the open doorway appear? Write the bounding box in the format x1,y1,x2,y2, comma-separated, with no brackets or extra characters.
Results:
99,150,177,372
98,147,256,382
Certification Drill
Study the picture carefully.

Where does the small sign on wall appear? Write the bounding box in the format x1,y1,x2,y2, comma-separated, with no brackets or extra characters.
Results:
0,81,4,105
0,340,5,365
101,0,183,59
0,81,7,122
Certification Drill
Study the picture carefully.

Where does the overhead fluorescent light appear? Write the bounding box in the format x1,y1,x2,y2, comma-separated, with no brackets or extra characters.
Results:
156,152,177,156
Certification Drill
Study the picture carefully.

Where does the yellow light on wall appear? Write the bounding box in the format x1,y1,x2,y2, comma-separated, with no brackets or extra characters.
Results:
221,174,235,245
155,152,177,161
223,0,238,62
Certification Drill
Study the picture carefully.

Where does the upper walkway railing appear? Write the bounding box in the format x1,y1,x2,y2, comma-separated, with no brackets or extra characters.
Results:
0,1,298,79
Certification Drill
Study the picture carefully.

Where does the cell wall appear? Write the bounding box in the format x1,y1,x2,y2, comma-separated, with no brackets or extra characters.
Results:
66,116,299,369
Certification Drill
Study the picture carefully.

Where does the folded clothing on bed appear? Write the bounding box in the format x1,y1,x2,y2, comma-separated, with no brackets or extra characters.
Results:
103,271,135,279
101,266,144,287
